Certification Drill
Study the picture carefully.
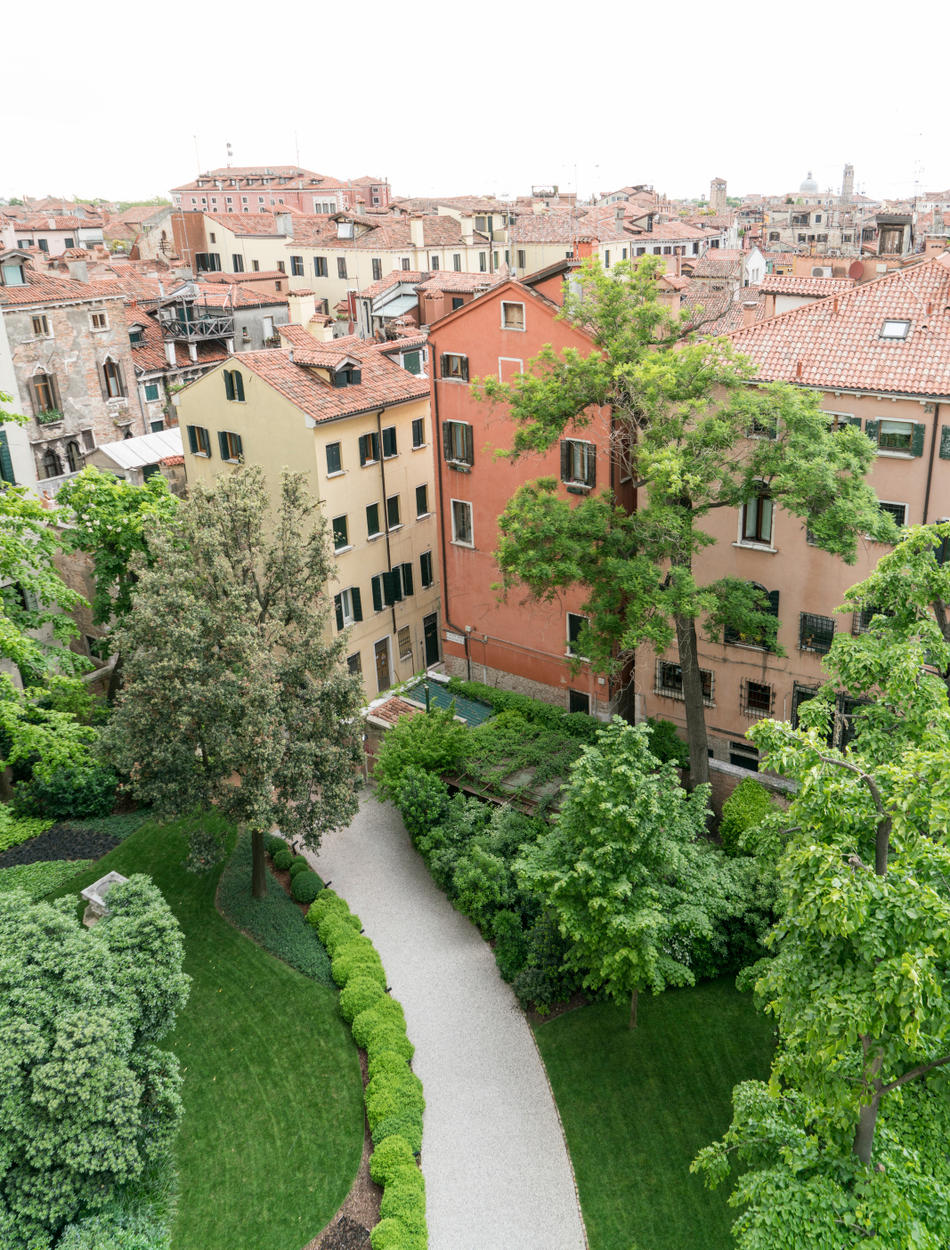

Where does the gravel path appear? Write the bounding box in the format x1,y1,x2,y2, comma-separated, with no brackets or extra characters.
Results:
310,790,588,1250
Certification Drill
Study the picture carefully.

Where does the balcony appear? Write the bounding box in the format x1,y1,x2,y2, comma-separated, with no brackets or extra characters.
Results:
159,306,235,342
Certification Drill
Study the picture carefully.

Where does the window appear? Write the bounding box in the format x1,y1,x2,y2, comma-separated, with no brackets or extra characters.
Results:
2,262,25,286
799,611,836,654
359,431,381,465
150,419,164,433
517,249,526,269
453,254,461,272
451,499,473,546
314,256,328,277
218,430,243,462
501,301,525,330
791,684,819,729
386,495,401,530
420,550,434,588
740,483,774,545
251,259,260,271
31,314,50,337
397,562,414,597
371,568,411,609
65,440,82,473
372,258,382,281
440,354,469,382
493,251,500,269
430,256,440,270
64,237,74,248
724,585,779,649
290,255,304,276
741,679,774,719
415,483,429,516
41,446,62,479
868,418,923,454
38,238,49,253
381,426,397,458
332,515,349,551
223,369,245,402
30,371,58,416
443,420,474,466
402,350,422,376
337,258,348,279
143,382,160,402
275,260,286,274
451,297,464,311
878,500,907,529
560,439,596,488
186,425,212,457
326,441,343,475
101,359,126,400
604,250,611,268
411,417,425,448
568,690,590,714
729,741,759,771
881,320,910,339
366,502,382,538
209,232,216,243
397,625,413,662
400,258,411,271
655,659,713,703
232,254,245,272
333,586,363,629
347,652,362,676
81,429,95,451
478,253,487,273
853,603,892,635
567,612,588,657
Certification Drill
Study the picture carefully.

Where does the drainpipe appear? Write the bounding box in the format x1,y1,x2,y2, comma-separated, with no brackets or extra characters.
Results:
375,408,398,637
923,402,941,523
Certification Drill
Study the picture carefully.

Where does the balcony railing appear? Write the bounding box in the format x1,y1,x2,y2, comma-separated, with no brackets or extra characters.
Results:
159,310,235,341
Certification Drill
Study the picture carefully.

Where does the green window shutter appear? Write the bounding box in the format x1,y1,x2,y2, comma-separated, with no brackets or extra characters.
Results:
218,431,229,459
366,502,380,536
359,434,369,464
334,594,344,631
847,415,862,428
587,446,596,487
440,354,449,378
351,587,363,622
233,433,243,459
939,426,950,459
442,423,453,462
463,423,474,464
187,425,198,454
911,422,926,457
0,430,14,484
767,589,780,615
234,372,245,402
372,575,383,612
560,440,570,481
401,562,413,596
865,419,879,443
383,570,401,605
224,370,234,401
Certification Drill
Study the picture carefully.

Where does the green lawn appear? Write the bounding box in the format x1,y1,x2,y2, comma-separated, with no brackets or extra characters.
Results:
52,815,363,1250
535,978,776,1250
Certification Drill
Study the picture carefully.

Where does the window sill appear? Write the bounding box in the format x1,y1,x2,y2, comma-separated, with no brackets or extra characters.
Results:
334,545,353,555
416,511,432,520
360,460,379,468
326,470,346,479
875,449,915,459
192,452,210,458
367,532,383,542
564,482,591,494
451,540,475,549
732,541,777,554
654,688,716,708
565,651,590,663
501,325,526,332
447,460,472,472
411,443,428,451
387,524,403,533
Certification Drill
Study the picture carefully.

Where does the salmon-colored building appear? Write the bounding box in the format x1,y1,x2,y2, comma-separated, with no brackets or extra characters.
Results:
427,261,634,718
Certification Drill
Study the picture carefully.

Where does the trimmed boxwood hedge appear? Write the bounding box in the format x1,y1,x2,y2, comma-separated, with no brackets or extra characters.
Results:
720,777,775,856
332,940,386,990
289,856,311,877
291,870,324,904
339,975,385,1024
265,834,287,857
272,847,293,871
369,1134,417,1186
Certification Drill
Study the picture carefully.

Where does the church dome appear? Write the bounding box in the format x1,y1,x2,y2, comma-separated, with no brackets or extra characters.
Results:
800,171,818,192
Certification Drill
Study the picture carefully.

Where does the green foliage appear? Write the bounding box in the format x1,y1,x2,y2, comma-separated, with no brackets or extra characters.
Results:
368,1050,414,1083
352,996,406,1049
444,676,600,741
644,717,689,768
0,878,188,1248
339,975,385,1024
271,848,293,871
373,705,467,802
216,830,332,985
0,805,53,852
377,1162,426,1230
719,778,776,856
290,869,324,904
459,710,585,812
288,855,311,876
0,674,99,792
0,858,93,899
332,936,386,989
492,908,528,982
388,765,451,843
265,834,287,857
369,1135,417,1186
12,759,117,821
183,819,230,874
370,1215,427,1250
362,1020,414,1064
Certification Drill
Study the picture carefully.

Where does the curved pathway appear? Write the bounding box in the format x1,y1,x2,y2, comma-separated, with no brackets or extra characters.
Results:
310,790,588,1250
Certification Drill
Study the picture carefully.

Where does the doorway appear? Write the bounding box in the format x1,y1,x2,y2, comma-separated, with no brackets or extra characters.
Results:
423,613,440,667
374,637,391,693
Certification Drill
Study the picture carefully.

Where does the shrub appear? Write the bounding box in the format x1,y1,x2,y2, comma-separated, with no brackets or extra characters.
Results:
320,914,365,958
288,856,311,877
366,1067,425,1118
0,807,54,853
370,1107,424,1154
719,777,775,856
0,858,94,900
271,847,293,871
12,761,118,821
332,936,386,988
265,834,287,857
370,1216,426,1250
373,705,467,801
644,717,689,769
391,766,451,843
308,889,361,935
511,912,579,1013
290,870,324,904
362,1020,414,1064
339,975,385,1024
184,822,229,874
445,677,600,742
492,909,528,983
368,1049,414,1083
378,1165,426,1232
453,844,517,935
352,996,406,1049
57,1204,170,1250
369,1134,416,1186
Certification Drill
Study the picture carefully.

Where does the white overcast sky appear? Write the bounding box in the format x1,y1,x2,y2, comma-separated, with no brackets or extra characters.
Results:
4,0,947,206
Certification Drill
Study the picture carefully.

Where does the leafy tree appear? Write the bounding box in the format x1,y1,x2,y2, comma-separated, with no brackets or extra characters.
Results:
102,466,364,897
517,717,733,1027
0,876,189,1249
485,256,890,788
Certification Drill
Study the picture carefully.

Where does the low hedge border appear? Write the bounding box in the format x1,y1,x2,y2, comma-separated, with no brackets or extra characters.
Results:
308,890,427,1249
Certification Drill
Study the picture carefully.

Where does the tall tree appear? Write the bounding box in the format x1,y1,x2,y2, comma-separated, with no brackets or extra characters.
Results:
102,466,364,897
485,257,890,788
517,717,732,1028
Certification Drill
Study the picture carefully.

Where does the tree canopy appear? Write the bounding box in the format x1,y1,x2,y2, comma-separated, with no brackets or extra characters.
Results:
102,466,364,895
484,257,891,787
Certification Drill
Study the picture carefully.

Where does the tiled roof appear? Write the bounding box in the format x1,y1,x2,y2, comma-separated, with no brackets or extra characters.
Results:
728,254,950,396
359,271,428,299
15,216,89,231
759,274,857,297
285,214,476,252
227,341,429,423
510,212,582,244
126,307,227,372
203,212,285,235
415,272,501,293
0,264,119,308
691,249,744,279
367,696,424,727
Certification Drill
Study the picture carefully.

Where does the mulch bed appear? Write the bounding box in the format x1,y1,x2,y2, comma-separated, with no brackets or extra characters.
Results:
0,824,121,868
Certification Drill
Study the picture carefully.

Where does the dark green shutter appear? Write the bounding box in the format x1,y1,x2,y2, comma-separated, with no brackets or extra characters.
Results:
846,415,863,428
865,419,879,443
420,551,432,587
224,370,234,401
767,590,780,615
911,423,926,457
334,594,344,630
401,563,413,596
371,576,383,612
359,434,369,464
442,423,452,462
233,433,243,459
460,357,469,382
218,431,229,459
463,423,474,464
0,430,14,484
587,447,596,487
383,570,401,605
352,587,363,622
939,426,950,459
440,354,448,378
187,425,199,454
560,440,570,481
234,372,245,402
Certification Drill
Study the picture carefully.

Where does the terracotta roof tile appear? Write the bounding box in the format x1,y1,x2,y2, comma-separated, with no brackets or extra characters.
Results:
759,274,857,297
0,263,119,308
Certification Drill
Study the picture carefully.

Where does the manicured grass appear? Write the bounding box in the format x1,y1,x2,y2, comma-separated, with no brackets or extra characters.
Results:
534,978,776,1250
0,858,94,898
51,814,363,1250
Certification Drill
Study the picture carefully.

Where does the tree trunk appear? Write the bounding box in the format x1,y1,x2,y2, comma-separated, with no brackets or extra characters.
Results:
251,826,267,899
0,766,12,802
629,987,639,1030
106,651,123,703
852,1093,881,1165
673,612,710,790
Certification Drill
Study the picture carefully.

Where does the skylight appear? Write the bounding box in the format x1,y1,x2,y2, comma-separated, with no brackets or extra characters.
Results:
881,319,911,339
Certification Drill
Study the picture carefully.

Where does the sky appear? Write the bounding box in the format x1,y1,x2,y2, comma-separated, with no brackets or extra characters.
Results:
4,0,948,207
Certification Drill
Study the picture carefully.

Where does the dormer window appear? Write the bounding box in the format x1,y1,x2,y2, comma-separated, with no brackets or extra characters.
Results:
129,325,145,346
881,319,910,339
332,366,362,387
337,221,355,240
1,261,26,286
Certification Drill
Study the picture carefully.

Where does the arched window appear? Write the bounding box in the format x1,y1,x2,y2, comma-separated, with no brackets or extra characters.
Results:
65,440,82,473
101,357,126,399
41,447,62,479
30,371,58,416
741,482,773,545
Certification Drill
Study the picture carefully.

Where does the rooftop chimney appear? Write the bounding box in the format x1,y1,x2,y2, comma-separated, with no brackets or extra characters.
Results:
409,215,425,248
275,212,293,239
66,258,88,283
741,300,757,328
287,290,316,326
